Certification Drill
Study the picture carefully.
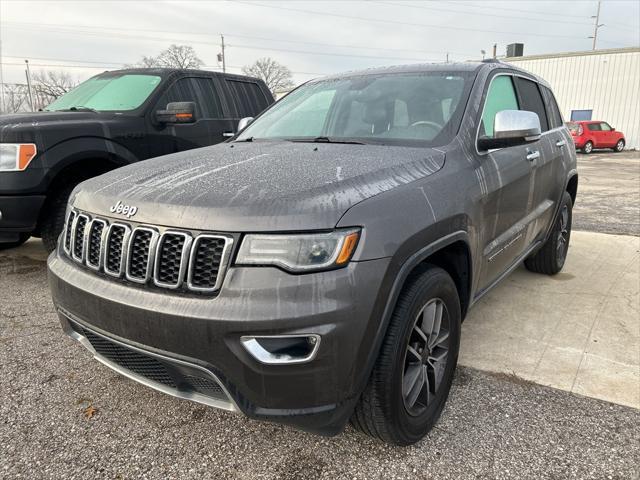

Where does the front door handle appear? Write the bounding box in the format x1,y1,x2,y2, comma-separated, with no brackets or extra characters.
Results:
556,139,567,148
222,131,235,137
526,150,540,161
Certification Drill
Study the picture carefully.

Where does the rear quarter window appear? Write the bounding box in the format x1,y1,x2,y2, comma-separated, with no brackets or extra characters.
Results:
514,77,549,132
227,80,270,118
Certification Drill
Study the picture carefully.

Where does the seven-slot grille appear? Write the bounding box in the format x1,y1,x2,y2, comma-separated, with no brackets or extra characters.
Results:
63,209,232,294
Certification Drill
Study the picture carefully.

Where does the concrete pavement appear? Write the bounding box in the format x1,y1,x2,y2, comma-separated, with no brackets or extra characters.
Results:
461,230,640,409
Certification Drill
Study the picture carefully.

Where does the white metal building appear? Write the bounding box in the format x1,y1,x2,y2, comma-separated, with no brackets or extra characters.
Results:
505,47,640,149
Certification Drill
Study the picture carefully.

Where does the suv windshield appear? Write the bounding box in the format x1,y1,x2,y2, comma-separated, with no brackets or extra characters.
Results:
46,73,162,112
237,71,474,147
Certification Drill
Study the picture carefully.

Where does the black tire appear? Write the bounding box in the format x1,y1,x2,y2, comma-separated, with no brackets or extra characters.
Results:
613,139,625,152
40,184,75,253
0,233,30,251
525,191,572,275
582,141,593,154
351,266,461,445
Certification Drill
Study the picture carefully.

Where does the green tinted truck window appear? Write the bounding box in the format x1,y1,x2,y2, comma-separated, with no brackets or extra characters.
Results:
481,76,519,137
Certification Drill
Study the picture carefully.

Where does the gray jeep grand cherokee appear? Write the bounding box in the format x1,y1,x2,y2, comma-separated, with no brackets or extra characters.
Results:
48,61,577,445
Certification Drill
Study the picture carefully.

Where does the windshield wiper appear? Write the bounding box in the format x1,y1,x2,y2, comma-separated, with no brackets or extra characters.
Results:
291,136,366,145
68,106,98,113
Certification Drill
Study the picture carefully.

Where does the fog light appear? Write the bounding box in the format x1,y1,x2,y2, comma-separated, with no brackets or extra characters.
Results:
240,335,320,364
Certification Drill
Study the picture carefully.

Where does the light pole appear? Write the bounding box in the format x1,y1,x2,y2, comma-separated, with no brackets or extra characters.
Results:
589,0,604,51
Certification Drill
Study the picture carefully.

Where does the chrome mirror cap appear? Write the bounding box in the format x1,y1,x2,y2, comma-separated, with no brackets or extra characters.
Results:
237,117,254,132
494,109,541,141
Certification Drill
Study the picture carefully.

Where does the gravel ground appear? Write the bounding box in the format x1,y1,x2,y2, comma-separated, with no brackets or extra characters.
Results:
1,256,639,479
572,150,640,236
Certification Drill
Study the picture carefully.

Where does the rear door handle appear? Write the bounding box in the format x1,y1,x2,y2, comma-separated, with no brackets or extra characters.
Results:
222,132,235,137
556,140,566,148
526,150,540,161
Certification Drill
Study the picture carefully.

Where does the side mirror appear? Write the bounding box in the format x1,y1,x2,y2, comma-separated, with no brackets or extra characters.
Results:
237,117,254,132
478,110,541,150
156,102,196,124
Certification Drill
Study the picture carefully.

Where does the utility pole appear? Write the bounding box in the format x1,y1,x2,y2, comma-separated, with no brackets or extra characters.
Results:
445,52,449,63
220,34,226,73
590,0,604,50
492,43,497,59
25,60,34,111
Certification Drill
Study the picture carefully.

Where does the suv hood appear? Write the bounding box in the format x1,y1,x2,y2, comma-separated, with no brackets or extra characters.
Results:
72,141,445,231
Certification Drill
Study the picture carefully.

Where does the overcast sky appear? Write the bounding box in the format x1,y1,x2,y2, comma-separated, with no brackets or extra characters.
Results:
1,0,639,86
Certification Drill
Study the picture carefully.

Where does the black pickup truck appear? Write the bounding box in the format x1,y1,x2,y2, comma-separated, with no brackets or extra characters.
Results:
0,68,273,250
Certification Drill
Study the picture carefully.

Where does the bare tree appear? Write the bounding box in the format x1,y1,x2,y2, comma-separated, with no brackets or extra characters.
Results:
31,70,79,110
129,45,203,69
1,83,29,113
242,58,294,93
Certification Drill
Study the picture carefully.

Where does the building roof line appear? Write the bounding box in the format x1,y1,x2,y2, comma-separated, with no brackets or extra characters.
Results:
505,46,640,62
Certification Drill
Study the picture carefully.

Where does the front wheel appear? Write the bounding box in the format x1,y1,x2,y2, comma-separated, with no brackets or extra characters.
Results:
582,141,593,154
525,191,573,275
351,266,461,445
614,139,625,152
40,184,75,253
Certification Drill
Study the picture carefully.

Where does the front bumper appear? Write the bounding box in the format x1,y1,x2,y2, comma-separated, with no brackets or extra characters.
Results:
48,248,391,435
0,194,46,242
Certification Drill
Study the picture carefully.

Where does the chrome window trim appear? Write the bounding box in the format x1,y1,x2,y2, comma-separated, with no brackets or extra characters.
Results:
153,231,193,289
103,223,132,278
70,213,90,263
63,210,76,255
125,227,160,284
187,234,234,293
85,218,108,271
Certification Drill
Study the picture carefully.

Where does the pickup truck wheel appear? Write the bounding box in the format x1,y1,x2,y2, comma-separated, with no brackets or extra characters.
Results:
351,266,461,445
582,141,593,154
614,139,625,152
525,191,572,275
40,185,75,253
0,233,30,250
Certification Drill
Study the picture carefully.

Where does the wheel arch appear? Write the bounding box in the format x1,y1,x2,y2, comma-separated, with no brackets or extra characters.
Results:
566,173,578,206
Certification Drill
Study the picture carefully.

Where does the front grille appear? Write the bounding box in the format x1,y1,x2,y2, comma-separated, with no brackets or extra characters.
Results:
62,209,232,295
72,215,88,260
127,228,155,281
64,211,76,253
105,225,127,275
87,220,106,269
71,321,227,401
189,236,228,291
155,233,189,287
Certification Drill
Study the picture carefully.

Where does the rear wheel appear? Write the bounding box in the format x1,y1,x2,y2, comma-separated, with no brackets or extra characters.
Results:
351,266,461,445
525,191,572,275
614,139,625,152
40,184,75,252
582,141,593,154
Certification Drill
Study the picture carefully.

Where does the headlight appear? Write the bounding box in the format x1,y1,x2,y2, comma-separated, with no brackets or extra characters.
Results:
0,143,37,171
236,229,360,272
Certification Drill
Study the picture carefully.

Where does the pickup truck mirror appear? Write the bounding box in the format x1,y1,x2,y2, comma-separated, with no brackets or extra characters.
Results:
156,102,197,124
478,110,541,150
237,117,254,132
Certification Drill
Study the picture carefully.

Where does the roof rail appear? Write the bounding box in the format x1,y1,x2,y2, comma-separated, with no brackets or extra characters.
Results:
481,58,503,64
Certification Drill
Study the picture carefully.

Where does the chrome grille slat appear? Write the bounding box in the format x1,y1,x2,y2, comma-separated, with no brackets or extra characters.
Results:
71,214,89,262
126,227,159,283
63,209,230,294
86,219,107,270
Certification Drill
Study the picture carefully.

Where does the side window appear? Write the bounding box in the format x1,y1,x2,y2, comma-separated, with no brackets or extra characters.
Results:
514,77,549,132
481,75,519,137
587,123,601,131
542,86,564,129
600,122,612,131
155,77,223,119
227,80,270,117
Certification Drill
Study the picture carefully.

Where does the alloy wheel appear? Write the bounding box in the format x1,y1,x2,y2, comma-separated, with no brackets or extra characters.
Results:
616,140,624,152
401,298,450,416
556,204,569,264
584,142,593,153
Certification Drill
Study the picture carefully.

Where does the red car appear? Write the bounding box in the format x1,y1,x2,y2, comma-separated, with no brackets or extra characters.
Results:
567,120,626,154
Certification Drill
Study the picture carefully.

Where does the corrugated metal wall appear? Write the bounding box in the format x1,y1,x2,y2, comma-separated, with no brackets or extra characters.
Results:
508,48,640,149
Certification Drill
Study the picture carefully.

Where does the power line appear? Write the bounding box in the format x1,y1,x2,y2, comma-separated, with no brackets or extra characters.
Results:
235,0,593,40
374,0,594,26
0,21,476,58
